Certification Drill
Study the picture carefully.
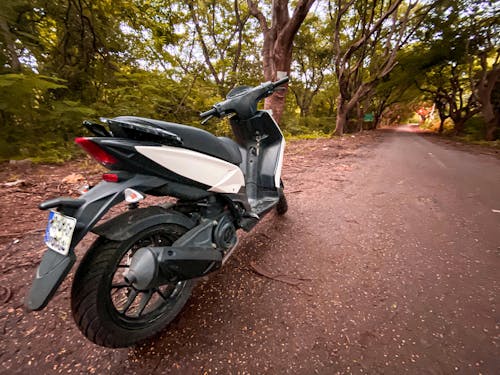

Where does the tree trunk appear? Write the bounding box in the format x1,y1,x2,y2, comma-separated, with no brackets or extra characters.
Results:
334,95,348,136
485,125,497,141
247,0,316,125
453,118,466,135
438,118,445,133
262,43,292,123
356,102,364,132
373,114,381,129
477,68,500,141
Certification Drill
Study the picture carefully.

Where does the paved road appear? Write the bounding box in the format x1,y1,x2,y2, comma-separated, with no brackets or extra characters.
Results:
1,129,499,374
125,129,500,374
310,129,500,374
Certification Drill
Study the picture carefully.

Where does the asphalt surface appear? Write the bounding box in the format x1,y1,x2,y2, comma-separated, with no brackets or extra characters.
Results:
0,128,499,374
128,128,500,374
308,128,500,374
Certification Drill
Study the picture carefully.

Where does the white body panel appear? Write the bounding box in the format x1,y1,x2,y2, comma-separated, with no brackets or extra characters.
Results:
135,145,245,194
264,110,286,188
274,139,285,187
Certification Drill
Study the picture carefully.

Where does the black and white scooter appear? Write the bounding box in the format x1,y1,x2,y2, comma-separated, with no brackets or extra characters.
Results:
25,77,289,347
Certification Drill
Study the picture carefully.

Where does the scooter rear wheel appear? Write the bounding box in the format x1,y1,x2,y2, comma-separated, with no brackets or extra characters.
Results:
71,224,194,348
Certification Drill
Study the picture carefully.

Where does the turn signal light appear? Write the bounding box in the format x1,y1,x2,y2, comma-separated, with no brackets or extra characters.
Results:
124,188,144,203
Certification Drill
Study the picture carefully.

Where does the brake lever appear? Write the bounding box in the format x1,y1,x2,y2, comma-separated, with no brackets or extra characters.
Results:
201,115,214,125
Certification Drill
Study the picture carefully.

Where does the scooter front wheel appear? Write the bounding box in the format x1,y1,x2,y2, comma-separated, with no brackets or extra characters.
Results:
71,224,194,348
276,180,288,215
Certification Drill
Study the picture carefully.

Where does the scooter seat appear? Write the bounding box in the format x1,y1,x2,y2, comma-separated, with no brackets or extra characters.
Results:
111,116,242,165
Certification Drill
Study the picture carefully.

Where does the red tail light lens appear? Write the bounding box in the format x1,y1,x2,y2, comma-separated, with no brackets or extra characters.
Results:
75,137,117,166
102,173,119,182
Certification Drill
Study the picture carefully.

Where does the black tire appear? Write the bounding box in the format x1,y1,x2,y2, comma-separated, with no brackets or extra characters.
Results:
276,180,288,215
71,224,194,348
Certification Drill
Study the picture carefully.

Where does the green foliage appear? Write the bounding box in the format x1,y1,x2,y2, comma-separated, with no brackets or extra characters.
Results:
28,141,76,164
287,116,336,136
1,0,498,162
461,116,487,140
285,131,330,141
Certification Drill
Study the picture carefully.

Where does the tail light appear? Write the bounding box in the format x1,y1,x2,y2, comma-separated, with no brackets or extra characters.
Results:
102,173,119,182
75,137,117,167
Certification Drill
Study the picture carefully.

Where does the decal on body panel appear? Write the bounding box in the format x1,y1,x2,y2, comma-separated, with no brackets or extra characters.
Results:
135,146,245,194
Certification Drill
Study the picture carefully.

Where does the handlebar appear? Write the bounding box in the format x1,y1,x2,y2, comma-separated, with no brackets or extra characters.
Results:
200,76,289,122
272,76,289,88
200,107,218,119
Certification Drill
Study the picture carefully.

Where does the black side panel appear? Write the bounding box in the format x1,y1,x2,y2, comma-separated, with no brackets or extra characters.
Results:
149,181,211,201
230,111,283,192
25,250,76,311
92,206,196,241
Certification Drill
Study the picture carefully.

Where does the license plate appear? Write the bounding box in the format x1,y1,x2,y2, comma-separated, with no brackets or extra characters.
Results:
44,211,77,256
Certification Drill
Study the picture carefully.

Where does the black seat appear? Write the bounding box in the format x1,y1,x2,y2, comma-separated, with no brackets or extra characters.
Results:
112,116,242,165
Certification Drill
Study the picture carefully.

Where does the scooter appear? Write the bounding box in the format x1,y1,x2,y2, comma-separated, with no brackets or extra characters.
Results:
25,77,289,347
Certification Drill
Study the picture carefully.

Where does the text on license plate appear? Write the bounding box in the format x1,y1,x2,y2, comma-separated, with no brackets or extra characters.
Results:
44,211,77,256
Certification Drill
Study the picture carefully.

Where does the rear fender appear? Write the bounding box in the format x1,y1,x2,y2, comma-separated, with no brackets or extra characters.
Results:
92,206,196,241
69,174,170,247
25,174,169,311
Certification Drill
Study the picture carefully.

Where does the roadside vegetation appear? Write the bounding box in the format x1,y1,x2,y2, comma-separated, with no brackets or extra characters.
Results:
0,0,498,162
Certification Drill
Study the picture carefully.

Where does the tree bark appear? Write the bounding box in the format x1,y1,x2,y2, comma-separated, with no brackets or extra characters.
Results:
356,101,364,132
247,0,316,124
438,117,445,133
477,67,500,141
334,95,348,136
453,118,466,135
439,122,444,133
485,125,497,141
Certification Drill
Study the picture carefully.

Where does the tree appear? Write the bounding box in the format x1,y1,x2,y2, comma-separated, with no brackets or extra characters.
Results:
413,0,499,138
328,0,429,136
187,0,251,95
368,72,416,129
472,6,500,140
477,64,500,140
289,15,331,117
246,0,316,124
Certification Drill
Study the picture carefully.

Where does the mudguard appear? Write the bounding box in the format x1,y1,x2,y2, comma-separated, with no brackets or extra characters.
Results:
92,206,196,241
25,250,76,311
25,174,170,311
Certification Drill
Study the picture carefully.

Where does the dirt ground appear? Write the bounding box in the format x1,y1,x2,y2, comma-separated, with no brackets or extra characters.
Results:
0,129,498,374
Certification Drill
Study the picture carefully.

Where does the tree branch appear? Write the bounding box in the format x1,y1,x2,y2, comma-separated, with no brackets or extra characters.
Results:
188,1,220,86
246,0,269,33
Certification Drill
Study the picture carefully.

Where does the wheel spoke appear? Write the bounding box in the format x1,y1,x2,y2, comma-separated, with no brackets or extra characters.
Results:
152,234,163,246
111,282,129,289
136,290,154,317
108,229,183,320
155,288,168,301
119,289,138,314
